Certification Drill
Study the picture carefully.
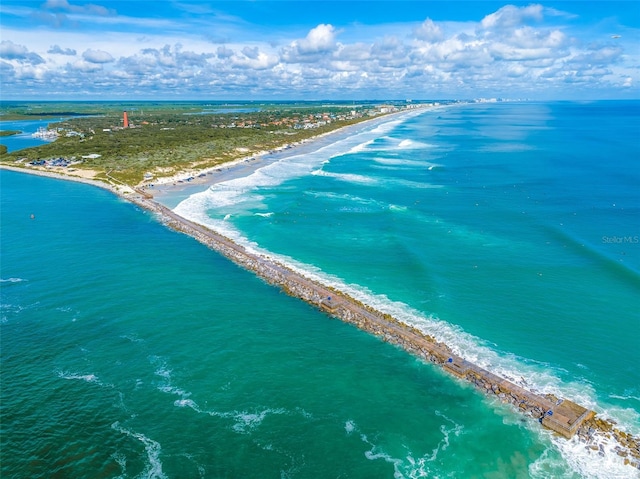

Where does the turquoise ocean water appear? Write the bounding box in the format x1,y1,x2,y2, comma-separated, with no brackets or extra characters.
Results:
2,101,639,478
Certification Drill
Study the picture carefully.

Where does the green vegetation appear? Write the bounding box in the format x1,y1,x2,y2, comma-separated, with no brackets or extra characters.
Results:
0,130,20,137
0,101,412,185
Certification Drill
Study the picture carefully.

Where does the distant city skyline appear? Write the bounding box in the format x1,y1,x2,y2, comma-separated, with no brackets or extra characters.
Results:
1,1,638,100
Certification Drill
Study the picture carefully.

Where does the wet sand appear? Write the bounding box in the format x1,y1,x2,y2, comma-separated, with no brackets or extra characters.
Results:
147,107,427,208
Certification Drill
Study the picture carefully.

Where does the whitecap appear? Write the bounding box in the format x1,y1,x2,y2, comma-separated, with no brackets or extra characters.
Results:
359,433,405,479
384,178,443,190
430,411,464,461
56,370,108,387
388,204,408,212
539,430,639,479
348,139,375,153
232,408,286,434
372,157,440,169
174,398,201,412
121,334,144,343
344,420,356,435
173,109,430,217
311,170,378,185
0,277,27,283
111,452,127,479
609,394,640,404
112,422,167,479
397,139,434,150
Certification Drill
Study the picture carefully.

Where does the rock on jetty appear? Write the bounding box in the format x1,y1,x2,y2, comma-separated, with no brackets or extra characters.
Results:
132,194,640,471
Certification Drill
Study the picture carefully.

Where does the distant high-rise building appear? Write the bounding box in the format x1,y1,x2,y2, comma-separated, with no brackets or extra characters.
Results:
123,111,129,128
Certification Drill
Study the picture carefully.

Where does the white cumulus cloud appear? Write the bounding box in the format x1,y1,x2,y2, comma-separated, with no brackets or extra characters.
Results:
82,49,114,64
282,24,338,63
298,24,336,53
414,18,443,42
0,40,45,64
480,4,544,30
48,44,77,55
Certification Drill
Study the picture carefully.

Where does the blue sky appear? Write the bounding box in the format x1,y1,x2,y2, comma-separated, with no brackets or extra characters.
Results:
1,1,638,100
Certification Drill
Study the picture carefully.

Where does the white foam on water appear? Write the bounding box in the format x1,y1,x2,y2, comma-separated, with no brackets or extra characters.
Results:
534,430,640,479
430,411,464,462
149,360,297,439
348,139,375,153
345,420,356,435
232,408,287,434
311,169,378,185
0,277,27,283
384,178,443,190
294,407,313,420
254,212,274,217
347,137,435,157
153,365,171,381
362,435,404,479
370,118,408,135
398,139,433,150
479,142,534,152
56,369,111,387
111,451,127,479
610,394,640,405
152,359,193,402
389,204,408,213
348,416,462,478
174,110,432,218
0,303,21,324
360,432,430,479
306,190,388,211
112,422,167,479
174,398,200,411
372,157,441,169
121,334,145,343
59,372,98,382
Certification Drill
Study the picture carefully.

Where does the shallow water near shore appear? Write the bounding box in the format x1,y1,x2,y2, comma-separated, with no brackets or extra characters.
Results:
2,101,639,478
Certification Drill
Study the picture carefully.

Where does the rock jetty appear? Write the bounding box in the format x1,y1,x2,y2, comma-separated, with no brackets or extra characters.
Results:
132,193,639,471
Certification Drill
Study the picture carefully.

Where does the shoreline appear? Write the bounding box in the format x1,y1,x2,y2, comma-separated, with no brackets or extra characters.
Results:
3,105,640,471
1,106,429,205
145,105,434,201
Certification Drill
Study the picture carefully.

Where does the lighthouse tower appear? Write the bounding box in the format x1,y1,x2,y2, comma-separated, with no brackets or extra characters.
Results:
123,111,129,128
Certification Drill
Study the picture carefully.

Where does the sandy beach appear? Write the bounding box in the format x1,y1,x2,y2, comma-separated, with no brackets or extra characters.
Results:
0,164,125,193
142,106,433,203
2,107,426,205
